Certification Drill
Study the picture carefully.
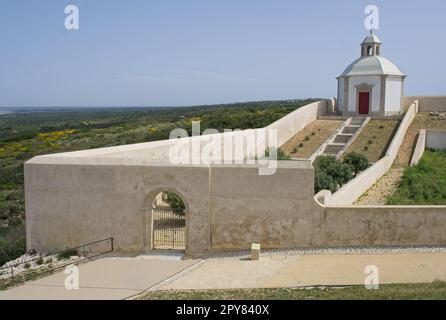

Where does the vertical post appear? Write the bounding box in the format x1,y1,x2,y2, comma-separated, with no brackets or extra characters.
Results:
111,237,114,252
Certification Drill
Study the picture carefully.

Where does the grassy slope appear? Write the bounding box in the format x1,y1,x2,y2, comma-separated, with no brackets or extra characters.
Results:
387,150,446,205
0,99,316,265
142,281,446,300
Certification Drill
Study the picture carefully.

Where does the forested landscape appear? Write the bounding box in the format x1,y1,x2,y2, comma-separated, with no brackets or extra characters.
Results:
0,99,316,265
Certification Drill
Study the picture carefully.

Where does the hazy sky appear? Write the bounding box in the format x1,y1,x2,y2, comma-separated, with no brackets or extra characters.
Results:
0,0,445,107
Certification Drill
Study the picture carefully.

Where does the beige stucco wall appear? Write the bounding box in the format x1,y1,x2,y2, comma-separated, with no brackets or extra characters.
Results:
25,157,315,257
403,96,446,112
426,130,446,150
209,162,317,251
314,204,446,247
25,158,212,257
25,98,446,257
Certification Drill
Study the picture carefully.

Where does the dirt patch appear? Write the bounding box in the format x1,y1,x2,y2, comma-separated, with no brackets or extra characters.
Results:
355,168,405,205
343,120,400,163
281,120,343,159
355,113,446,205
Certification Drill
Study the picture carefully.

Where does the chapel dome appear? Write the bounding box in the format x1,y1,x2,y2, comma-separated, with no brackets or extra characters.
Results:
340,55,404,77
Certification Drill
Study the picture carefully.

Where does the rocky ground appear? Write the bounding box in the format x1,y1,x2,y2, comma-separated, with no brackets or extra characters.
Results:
0,251,82,280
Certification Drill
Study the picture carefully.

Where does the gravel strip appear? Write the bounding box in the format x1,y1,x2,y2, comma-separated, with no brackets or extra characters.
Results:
203,246,446,259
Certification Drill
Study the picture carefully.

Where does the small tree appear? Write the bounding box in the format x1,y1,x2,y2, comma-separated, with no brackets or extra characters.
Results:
165,192,186,215
325,161,354,187
343,152,369,176
314,169,338,193
314,155,354,189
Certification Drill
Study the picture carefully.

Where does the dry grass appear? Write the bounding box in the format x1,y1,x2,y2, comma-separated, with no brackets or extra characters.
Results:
141,281,446,300
344,120,400,163
281,120,343,159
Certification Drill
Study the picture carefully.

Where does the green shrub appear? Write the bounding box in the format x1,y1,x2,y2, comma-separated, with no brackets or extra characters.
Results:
23,263,31,269
264,147,291,160
343,152,369,176
57,248,78,260
35,257,44,266
165,192,186,214
0,224,26,266
387,150,446,205
292,147,298,153
313,155,355,193
314,169,338,193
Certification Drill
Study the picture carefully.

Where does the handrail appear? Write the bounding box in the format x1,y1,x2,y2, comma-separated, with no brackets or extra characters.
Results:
0,237,114,289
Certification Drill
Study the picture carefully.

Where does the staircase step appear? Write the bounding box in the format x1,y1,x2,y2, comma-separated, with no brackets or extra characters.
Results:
349,118,367,125
334,135,352,144
342,126,360,134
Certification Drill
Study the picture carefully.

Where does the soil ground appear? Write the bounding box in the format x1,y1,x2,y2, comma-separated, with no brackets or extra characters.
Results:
281,120,343,159
356,113,446,205
343,119,400,163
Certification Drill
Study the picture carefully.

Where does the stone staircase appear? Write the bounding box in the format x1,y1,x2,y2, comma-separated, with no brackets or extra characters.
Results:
309,117,370,161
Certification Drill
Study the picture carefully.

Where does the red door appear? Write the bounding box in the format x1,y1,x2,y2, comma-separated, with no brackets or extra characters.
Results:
358,92,370,115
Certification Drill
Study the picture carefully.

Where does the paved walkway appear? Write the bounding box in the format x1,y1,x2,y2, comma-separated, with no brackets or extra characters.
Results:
153,252,446,291
0,256,198,300
2,251,446,299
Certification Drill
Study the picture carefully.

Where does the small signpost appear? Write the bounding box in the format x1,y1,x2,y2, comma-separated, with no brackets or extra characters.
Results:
251,243,260,260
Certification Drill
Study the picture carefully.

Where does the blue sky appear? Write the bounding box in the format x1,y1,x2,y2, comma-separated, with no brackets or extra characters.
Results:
0,0,445,107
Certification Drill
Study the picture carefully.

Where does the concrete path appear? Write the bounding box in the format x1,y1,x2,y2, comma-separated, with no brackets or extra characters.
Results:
2,251,446,299
154,252,446,290
0,256,198,300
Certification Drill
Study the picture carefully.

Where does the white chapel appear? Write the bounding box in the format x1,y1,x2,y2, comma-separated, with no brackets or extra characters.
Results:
337,32,406,117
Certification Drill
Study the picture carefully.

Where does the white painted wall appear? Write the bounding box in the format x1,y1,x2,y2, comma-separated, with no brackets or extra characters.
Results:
337,78,344,113
385,77,402,114
348,76,381,113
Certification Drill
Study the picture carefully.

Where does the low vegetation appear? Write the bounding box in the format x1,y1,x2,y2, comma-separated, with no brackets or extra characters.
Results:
141,281,446,300
281,120,343,159
0,99,316,265
387,149,446,205
165,192,186,214
314,153,369,194
344,120,400,163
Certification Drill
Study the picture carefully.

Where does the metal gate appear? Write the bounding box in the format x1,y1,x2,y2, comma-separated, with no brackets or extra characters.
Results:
152,208,186,250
